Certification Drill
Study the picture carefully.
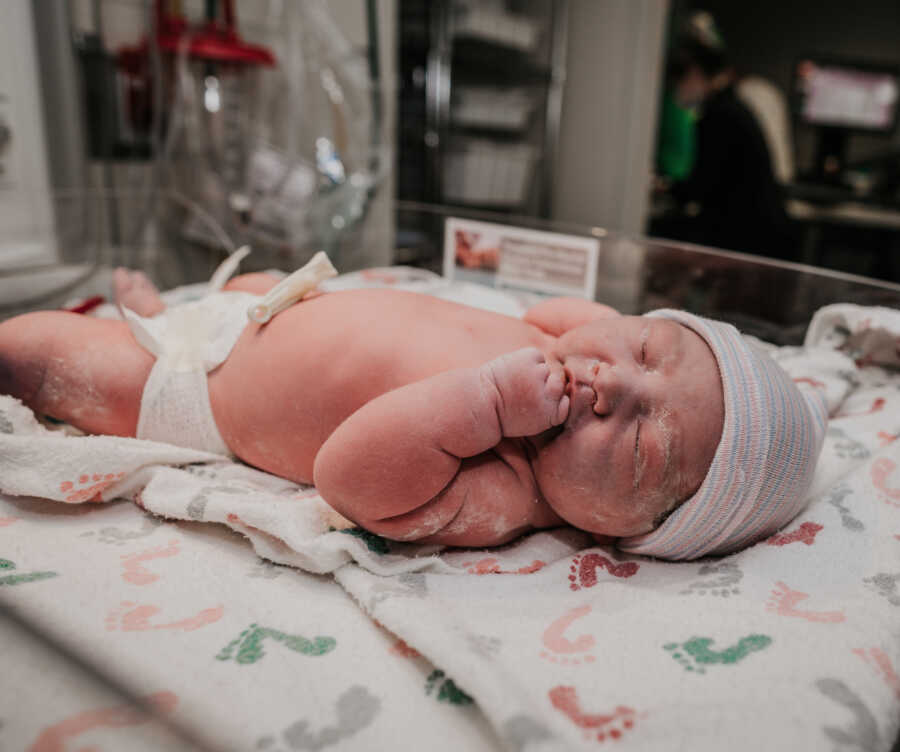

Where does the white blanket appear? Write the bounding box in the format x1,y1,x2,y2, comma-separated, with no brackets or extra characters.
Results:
1,274,899,750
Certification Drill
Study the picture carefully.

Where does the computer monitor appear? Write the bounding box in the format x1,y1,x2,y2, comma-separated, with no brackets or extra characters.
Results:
794,57,900,179
795,58,900,132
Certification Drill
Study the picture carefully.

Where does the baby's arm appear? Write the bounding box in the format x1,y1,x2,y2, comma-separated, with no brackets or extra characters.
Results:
524,297,620,336
313,348,568,539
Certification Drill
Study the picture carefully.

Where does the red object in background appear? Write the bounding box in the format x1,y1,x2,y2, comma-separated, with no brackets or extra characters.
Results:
117,0,275,73
64,295,106,315
115,0,276,134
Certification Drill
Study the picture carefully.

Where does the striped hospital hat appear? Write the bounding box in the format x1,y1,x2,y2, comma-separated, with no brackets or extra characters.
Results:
617,310,828,561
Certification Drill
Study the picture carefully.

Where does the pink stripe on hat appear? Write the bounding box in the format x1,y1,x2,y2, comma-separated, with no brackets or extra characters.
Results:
617,310,827,560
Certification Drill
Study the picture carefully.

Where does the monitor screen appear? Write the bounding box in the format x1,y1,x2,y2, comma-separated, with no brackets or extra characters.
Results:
796,59,899,132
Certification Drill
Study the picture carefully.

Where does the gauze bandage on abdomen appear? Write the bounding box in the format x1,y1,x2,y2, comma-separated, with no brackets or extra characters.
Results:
123,290,260,455
122,249,337,455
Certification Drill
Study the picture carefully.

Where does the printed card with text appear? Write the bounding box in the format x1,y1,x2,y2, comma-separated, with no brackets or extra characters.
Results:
443,217,599,299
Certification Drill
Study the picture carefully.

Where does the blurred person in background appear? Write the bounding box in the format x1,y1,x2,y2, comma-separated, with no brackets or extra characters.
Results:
653,12,795,260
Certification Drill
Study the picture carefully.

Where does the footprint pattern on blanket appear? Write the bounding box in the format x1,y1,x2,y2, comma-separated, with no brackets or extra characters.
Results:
766,581,846,622
105,601,224,632
27,690,178,752
663,634,772,674
0,558,57,587
836,397,886,419
255,686,380,751
767,521,824,547
79,516,164,545
464,557,545,575
120,539,180,585
338,527,391,555
59,472,126,503
816,678,880,752
366,573,428,612
503,715,554,751
568,553,639,591
186,484,246,521
872,458,900,508
863,572,900,607
541,605,596,665
548,686,637,743
466,632,501,659
247,560,286,579
852,647,900,700
424,670,473,706
216,623,336,664
679,561,742,596
0,516,18,527
827,427,871,459
824,484,864,532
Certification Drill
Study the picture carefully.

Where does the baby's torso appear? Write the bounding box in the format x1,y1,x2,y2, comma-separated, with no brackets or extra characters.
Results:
209,288,553,485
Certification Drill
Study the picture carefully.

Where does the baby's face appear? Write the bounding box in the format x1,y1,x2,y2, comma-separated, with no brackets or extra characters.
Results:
531,316,724,537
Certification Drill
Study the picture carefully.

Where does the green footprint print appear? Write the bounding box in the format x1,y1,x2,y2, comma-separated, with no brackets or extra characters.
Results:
425,670,473,706
329,527,391,555
0,558,58,586
664,634,772,674
216,623,336,665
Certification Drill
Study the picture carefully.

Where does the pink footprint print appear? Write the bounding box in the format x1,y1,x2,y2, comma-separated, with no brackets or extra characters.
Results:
463,557,546,575
853,647,900,700
105,601,224,632
121,539,181,585
541,605,596,665
877,432,898,447
568,554,639,591
59,472,126,503
872,458,900,508
836,397,886,419
767,522,823,547
27,690,177,752
0,516,18,527
765,581,845,623
548,686,638,743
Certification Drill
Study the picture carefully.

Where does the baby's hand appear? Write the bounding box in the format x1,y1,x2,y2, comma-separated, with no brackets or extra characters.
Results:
482,347,569,437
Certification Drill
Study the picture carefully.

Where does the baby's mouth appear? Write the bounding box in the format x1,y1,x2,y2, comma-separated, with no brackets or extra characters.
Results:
563,366,597,417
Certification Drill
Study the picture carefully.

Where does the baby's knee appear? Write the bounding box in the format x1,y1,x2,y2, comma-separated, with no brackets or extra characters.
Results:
222,272,280,295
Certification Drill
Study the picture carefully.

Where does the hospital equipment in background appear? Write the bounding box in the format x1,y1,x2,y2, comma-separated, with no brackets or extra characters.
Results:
0,0,387,314
398,0,568,218
793,56,900,182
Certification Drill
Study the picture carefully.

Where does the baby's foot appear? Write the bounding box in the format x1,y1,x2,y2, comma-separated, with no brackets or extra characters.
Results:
113,268,166,317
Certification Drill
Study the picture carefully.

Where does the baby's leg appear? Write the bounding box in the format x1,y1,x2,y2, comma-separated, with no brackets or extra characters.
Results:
0,311,153,437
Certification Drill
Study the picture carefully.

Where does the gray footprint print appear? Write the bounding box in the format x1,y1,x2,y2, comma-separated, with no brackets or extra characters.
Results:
824,484,864,532
680,561,742,596
816,677,880,752
79,516,163,545
863,573,900,607
256,686,380,751
827,427,871,461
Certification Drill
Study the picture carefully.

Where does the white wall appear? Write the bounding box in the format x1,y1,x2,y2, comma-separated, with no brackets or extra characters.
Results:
552,0,668,234
0,0,54,268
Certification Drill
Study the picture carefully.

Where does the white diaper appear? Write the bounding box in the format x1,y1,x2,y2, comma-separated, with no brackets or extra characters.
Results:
122,249,337,455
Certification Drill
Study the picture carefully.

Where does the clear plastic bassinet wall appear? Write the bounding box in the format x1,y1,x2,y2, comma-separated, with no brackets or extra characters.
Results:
48,0,384,283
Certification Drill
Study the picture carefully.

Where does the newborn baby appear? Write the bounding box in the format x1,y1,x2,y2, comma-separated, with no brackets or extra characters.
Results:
0,254,826,560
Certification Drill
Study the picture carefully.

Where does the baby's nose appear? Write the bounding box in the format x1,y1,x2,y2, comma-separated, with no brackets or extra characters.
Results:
592,363,626,416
